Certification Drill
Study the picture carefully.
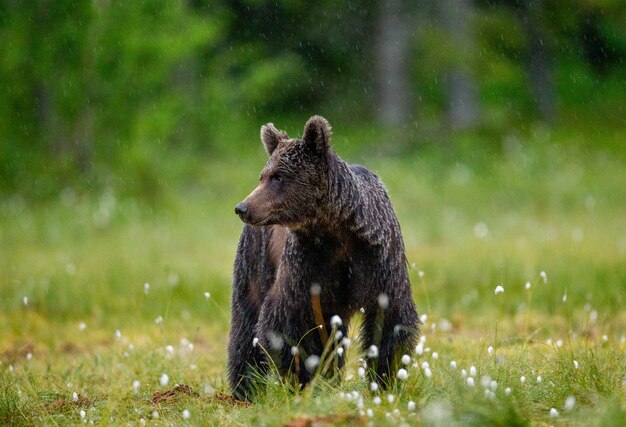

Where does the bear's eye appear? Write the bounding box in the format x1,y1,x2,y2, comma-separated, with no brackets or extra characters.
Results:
270,174,283,183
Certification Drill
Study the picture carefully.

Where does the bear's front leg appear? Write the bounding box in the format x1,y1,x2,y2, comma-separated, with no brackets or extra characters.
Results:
361,292,419,385
227,228,267,401
255,287,326,389
227,286,266,401
227,292,265,401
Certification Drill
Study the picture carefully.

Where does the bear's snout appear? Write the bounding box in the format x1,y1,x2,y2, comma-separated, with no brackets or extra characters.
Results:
234,203,249,220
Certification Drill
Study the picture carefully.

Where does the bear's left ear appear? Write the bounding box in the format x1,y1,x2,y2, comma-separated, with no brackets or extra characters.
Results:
303,115,331,155
260,123,288,155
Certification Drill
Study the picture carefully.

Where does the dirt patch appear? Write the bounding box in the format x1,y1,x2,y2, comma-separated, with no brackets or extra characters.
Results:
204,392,251,407
60,342,80,354
1,342,34,362
149,384,199,404
50,394,94,411
284,414,365,427
149,385,251,407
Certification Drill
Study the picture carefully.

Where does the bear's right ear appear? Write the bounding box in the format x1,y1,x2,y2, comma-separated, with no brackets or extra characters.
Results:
303,115,331,155
260,123,288,155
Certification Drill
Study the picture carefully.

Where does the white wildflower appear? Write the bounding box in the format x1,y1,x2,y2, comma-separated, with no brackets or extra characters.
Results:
467,377,475,387
480,375,491,389
268,332,284,350
550,408,559,418
370,382,379,392
377,293,389,309
304,355,320,373
182,409,190,420
469,366,477,377
401,354,411,365
408,400,416,411
330,315,342,328
367,345,379,359
397,368,409,380
159,373,169,387
415,342,424,355
564,396,576,411
494,285,504,295
450,360,457,369
474,222,489,239
132,380,141,392
540,271,547,283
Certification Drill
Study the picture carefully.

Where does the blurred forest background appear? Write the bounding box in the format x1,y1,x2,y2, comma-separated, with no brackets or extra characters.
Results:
1,0,624,200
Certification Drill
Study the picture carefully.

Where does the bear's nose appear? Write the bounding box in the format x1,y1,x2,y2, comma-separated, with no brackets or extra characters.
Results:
234,203,248,216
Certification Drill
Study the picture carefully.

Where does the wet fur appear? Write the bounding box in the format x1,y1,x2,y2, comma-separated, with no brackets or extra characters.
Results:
228,116,419,400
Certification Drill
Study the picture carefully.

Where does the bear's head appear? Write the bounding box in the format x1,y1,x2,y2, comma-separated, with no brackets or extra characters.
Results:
234,115,333,228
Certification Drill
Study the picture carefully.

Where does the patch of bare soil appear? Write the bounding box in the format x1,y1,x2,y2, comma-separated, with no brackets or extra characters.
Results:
1,342,34,362
284,414,365,427
149,384,199,404
149,384,251,407
50,394,94,411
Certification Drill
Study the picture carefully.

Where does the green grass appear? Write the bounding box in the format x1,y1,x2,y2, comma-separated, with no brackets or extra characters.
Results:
1,127,625,425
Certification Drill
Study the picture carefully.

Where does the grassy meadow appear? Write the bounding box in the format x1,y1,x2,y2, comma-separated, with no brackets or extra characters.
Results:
1,124,626,425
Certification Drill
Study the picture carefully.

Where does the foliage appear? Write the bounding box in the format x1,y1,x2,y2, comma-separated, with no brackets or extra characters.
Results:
0,0,624,198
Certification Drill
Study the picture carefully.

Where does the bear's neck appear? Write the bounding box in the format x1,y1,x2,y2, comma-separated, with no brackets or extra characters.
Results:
288,153,362,238
325,154,361,229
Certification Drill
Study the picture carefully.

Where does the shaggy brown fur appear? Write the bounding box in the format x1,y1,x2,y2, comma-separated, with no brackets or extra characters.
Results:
229,116,419,401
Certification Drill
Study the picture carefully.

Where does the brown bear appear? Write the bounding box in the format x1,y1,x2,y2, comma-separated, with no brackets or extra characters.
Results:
228,115,419,401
